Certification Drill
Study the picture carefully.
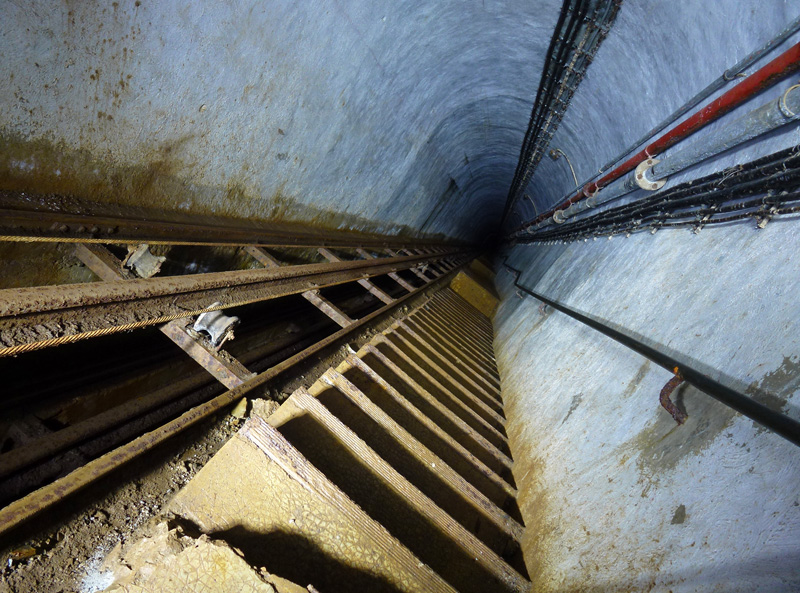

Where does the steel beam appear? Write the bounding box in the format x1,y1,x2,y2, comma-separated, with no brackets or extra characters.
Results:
0,190,459,249
317,248,395,305
0,258,466,536
387,248,433,283
74,244,255,389
159,320,255,389
356,248,416,292
0,249,464,356
245,246,354,328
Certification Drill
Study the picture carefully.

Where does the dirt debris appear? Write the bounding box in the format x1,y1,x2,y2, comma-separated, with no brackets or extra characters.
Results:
0,414,242,593
0,286,436,593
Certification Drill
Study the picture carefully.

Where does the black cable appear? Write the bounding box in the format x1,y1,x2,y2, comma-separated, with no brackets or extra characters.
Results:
519,145,800,242
502,0,622,227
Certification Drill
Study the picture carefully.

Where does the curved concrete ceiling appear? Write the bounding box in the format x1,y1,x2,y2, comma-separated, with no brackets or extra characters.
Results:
0,0,561,242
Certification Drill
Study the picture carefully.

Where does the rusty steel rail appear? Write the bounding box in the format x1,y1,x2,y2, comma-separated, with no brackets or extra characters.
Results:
74,243,257,390
0,191,456,249
0,249,464,357
0,258,467,537
0,293,378,483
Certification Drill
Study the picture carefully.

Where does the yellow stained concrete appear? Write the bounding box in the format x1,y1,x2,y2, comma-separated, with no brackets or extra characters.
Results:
449,263,499,319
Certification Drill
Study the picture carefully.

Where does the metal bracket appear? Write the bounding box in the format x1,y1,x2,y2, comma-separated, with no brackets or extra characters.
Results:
123,244,166,278
193,303,240,349
634,158,666,191
756,206,778,229
778,83,800,118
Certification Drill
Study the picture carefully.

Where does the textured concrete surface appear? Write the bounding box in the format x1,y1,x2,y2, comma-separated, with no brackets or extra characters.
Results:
489,5,800,589
101,523,284,593
494,223,800,591
0,0,559,242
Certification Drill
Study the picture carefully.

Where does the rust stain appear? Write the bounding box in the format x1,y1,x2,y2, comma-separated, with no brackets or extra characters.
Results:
0,132,444,241
744,355,798,424
510,442,556,589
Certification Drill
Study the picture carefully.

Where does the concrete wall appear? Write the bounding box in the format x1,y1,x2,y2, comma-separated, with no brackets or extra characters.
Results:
0,0,559,242
494,1,800,590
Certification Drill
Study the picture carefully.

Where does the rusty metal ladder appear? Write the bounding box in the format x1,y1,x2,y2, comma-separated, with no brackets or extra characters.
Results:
168,286,528,593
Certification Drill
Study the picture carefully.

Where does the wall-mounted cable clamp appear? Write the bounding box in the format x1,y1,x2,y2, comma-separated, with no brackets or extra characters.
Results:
634,158,666,191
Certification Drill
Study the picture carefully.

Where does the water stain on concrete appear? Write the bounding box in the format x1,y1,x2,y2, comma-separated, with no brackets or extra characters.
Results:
622,360,651,400
510,442,556,591
670,504,686,525
629,355,800,488
632,382,737,482
0,131,446,241
561,392,583,424
744,355,799,433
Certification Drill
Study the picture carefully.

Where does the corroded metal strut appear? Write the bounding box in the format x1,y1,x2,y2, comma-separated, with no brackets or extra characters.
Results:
0,249,464,356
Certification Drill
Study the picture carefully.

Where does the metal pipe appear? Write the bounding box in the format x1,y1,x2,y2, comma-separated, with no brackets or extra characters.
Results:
651,84,800,179
514,40,800,234
502,262,800,448
549,148,580,186
524,147,800,242
532,15,800,225
557,85,800,221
